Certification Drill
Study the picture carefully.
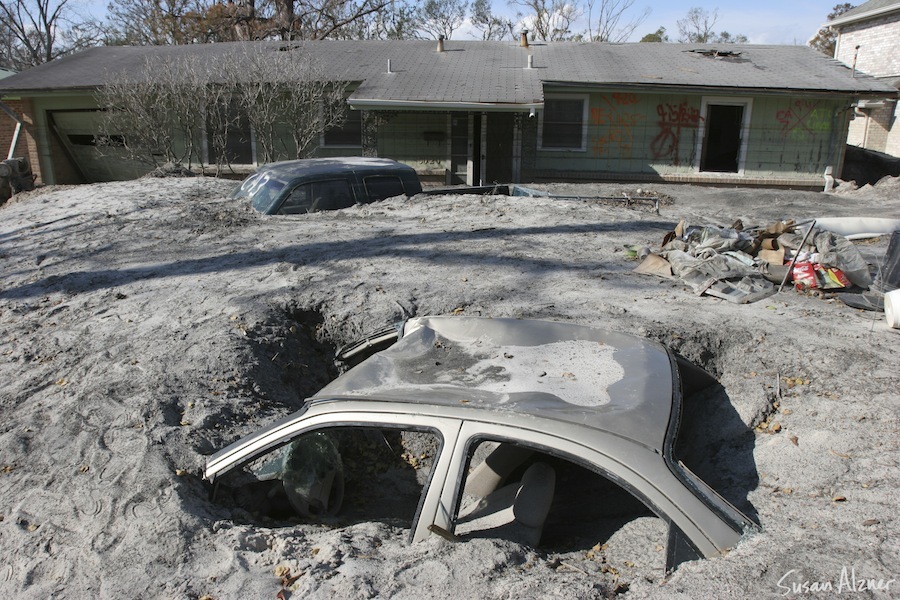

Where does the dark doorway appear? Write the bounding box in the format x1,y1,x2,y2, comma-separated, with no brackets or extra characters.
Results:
485,112,515,184
449,112,468,184
700,104,744,173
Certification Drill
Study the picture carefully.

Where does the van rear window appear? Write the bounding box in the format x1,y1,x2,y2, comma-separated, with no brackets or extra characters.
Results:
364,176,406,202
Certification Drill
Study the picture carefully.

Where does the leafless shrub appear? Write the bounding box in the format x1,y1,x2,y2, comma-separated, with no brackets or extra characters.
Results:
95,45,348,171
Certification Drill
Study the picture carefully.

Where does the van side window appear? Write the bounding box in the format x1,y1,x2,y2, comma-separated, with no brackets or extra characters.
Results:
279,179,354,214
363,176,406,202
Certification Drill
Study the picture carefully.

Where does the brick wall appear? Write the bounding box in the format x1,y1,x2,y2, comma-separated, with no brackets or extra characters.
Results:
847,102,896,153
0,98,42,184
835,12,900,77
835,10,900,157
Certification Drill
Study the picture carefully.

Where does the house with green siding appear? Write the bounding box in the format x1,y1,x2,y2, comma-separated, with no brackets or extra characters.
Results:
0,38,895,188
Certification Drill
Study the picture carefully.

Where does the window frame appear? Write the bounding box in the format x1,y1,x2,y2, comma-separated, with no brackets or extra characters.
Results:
321,108,363,149
538,94,590,152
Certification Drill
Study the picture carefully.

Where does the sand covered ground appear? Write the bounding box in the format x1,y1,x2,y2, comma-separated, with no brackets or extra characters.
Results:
0,175,897,599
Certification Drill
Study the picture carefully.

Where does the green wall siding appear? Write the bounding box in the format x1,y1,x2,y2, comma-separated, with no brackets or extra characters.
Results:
534,90,847,181
375,112,450,172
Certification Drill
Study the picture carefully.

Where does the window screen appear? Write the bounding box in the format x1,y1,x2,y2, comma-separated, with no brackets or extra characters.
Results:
541,98,586,150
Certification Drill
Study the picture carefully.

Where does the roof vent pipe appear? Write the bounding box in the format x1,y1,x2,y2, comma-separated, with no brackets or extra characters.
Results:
387,59,392,73
437,35,445,52
520,30,529,48
527,54,534,69
851,45,860,78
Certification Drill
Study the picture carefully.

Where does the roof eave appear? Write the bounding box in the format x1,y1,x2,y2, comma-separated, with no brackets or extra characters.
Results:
349,98,543,112
544,80,898,98
827,4,900,28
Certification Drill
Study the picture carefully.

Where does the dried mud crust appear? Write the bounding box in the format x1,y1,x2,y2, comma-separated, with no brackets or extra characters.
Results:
0,178,897,600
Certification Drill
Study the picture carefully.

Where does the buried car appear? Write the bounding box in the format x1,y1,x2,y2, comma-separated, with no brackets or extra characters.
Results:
232,157,423,215
205,316,757,572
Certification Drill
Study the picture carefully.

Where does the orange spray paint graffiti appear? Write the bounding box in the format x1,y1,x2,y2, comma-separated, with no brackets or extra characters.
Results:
590,94,644,158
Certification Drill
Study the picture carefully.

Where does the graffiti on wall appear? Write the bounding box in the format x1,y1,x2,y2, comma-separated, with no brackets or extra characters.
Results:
776,100,831,142
650,101,702,165
590,94,644,158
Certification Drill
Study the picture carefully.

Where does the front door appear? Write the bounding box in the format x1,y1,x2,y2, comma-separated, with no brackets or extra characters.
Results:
700,104,745,173
484,112,515,184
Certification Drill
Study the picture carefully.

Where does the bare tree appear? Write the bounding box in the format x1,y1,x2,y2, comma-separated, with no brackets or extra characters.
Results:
417,0,468,40
677,7,717,43
808,3,855,56
106,0,224,44
470,0,512,40
585,0,649,42
676,7,746,44
226,45,348,161
104,0,400,43
97,46,349,169
325,0,422,40
510,0,581,41
0,0,100,70
96,54,209,167
265,0,391,40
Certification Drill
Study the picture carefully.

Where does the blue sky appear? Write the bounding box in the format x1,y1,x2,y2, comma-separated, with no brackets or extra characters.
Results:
485,0,836,44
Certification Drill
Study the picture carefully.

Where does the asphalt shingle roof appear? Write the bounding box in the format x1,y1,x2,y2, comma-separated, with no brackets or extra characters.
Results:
0,40,895,105
829,0,900,25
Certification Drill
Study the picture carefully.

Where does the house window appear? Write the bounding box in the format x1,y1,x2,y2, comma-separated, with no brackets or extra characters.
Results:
323,109,362,147
540,95,588,151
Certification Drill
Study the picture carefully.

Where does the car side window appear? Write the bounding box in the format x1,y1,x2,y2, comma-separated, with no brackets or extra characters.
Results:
279,184,311,214
453,439,662,556
278,179,354,214
213,426,441,531
363,175,406,202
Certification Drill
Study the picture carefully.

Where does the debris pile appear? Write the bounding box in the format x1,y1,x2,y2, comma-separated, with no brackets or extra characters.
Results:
633,219,874,304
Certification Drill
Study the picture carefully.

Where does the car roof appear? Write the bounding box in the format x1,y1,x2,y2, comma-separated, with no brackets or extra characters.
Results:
312,316,677,451
255,157,416,180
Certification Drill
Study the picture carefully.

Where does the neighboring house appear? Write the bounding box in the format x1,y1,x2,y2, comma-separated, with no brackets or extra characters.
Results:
0,39,895,187
829,0,900,157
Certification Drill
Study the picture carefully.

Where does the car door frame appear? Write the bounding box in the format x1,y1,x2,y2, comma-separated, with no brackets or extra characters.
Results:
431,420,744,560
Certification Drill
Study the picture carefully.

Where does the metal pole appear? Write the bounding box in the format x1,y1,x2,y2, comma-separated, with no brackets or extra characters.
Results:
779,220,816,293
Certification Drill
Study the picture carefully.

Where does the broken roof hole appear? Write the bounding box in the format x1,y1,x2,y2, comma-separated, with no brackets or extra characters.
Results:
687,49,746,61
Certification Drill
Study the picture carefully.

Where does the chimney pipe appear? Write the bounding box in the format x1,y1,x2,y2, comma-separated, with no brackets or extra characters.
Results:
437,35,444,52
520,30,529,48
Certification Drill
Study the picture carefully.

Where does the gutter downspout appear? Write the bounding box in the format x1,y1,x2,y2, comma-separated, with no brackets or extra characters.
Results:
0,101,24,160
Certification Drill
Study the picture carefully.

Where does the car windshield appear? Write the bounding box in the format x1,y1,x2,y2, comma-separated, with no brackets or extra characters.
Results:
234,172,288,212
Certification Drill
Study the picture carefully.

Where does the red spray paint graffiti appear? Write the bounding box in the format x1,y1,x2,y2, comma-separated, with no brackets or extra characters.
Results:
650,102,702,165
